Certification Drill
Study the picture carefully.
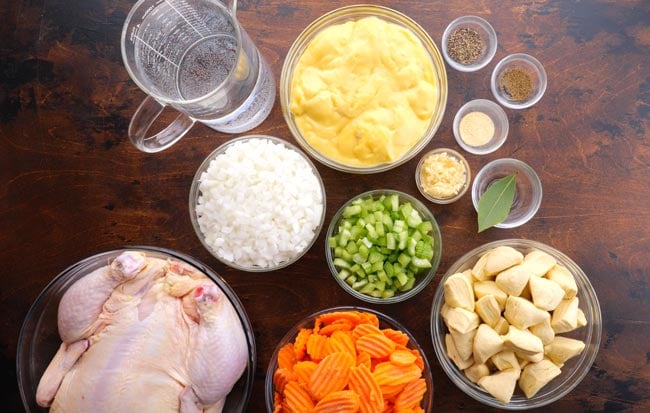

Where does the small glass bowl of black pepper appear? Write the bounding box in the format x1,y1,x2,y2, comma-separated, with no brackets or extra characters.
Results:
441,15,497,72
491,53,547,109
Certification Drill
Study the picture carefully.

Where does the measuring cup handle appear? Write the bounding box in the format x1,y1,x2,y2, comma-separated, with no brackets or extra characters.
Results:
128,96,195,153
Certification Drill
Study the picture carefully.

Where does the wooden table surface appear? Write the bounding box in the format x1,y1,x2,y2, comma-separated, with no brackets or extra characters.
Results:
2,0,649,411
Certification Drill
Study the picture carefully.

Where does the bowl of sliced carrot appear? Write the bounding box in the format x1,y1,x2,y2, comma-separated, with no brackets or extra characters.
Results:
265,307,433,412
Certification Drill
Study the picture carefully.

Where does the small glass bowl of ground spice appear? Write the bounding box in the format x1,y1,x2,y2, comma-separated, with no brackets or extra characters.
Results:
453,99,509,155
416,148,471,204
491,53,547,109
441,15,497,72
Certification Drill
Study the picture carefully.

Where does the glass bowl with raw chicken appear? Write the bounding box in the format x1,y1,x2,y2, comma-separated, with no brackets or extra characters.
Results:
17,246,256,412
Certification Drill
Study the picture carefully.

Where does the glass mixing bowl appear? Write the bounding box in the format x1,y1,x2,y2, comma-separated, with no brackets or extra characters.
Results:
17,246,256,412
280,5,448,173
430,239,602,409
265,306,434,411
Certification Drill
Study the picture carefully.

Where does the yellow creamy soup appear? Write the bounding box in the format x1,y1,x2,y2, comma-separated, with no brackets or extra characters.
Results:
290,17,438,167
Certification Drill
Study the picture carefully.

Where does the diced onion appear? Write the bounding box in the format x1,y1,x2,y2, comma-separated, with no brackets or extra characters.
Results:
195,138,324,268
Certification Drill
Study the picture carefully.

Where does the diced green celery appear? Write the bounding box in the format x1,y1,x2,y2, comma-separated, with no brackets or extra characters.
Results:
370,261,384,273
407,237,417,256
399,277,416,292
411,230,422,242
390,194,399,211
417,220,433,234
361,237,373,249
338,228,351,247
386,233,396,250
384,262,395,277
345,241,358,254
345,275,357,286
397,253,411,267
393,219,406,233
377,270,388,282
407,211,422,228
365,223,378,240
340,250,353,262
328,237,338,248
400,202,413,219
333,258,351,269
369,289,383,298
375,280,386,291
358,244,369,259
352,279,368,289
361,262,372,273
382,289,395,299
375,221,385,237
368,274,378,283
359,283,376,294
395,272,409,287
352,253,367,265
411,257,432,269
350,263,361,274
368,250,385,264
397,231,408,250
337,269,350,280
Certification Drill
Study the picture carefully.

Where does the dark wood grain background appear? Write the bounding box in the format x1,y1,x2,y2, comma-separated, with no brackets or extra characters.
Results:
2,0,649,411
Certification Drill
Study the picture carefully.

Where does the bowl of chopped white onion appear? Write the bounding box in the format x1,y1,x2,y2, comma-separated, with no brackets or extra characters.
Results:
189,135,326,272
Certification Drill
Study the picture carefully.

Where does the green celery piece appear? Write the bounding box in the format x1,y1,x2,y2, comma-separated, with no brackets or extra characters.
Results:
399,277,416,292
359,283,376,294
382,289,395,298
375,221,385,237
357,244,369,259
390,194,399,211
328,237,337,248
386,233,396,250
333,258,351,269
400,202,413,220
417,220,433,234
407,237,417,256
365,223,378,240
352,253,367,265
338,228,351,247
345,241,358,254
337,269,350,280
406,209,423,228
345,275,357,286
370,261,384,273
397,253,411,268
368,250,385,264
411,257,432,269
352,279,368,289
395,272,409,287
369,290,383,298
361,262,372,273
384,262,395,277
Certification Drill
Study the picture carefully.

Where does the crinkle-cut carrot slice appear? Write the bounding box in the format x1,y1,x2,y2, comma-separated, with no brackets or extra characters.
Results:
355,333,397,359
352,323,383,340
382,328,410,347
380,402,393,413
284,381,315,412
319,318,356,336
357,351,372,370
348,364,384,413
412,406,425,413
294,361,318,386
394,378,427,411
315,311,364,329
273,392,283,413
278,343,297,370
273,367,296,393
313,390,361,413
379,382,408,401
308,351,355,400
410,349,425,370
372,361,423,389
327,330,357,358
293,328,312,361
307,332,330,361
389,349,417,367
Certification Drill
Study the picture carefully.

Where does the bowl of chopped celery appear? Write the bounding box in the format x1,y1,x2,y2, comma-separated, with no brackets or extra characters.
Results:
325,189,442,303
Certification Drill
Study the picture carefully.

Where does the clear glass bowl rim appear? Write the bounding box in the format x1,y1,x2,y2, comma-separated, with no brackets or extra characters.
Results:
452,98,509,155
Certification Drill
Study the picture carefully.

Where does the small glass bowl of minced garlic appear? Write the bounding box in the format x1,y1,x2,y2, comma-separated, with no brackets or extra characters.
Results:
416,148,471,204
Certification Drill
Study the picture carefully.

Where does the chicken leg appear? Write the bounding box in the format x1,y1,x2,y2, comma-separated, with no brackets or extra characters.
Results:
180,284,248,412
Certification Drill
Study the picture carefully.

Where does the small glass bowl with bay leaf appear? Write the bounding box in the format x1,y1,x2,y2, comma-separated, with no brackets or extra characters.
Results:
442,15,497,72
471,158,542,231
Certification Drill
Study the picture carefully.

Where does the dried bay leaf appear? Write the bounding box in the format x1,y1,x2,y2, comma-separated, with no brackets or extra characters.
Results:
477,173,517,232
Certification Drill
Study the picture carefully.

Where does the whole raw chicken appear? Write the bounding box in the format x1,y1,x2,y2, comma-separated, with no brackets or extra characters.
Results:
36,251,249,412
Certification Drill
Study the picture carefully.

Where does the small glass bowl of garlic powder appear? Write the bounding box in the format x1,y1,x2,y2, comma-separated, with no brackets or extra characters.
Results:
416,148,471,204
453,99,509,155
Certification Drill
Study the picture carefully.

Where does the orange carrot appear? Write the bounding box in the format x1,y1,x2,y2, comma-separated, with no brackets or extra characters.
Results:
394,378,427,411
293,360,318,386
307,332,330,361
327,330,357,359
284,381,315,412
372,361,422,389
278,343,297,370
313,390,361,413
389,349,417,366
348,364,384,413
355,333,397,359
273,367,295,393
357,351,372,370
352,322,383,340
308,351,355,400
294,328,312,360
382,328,410,347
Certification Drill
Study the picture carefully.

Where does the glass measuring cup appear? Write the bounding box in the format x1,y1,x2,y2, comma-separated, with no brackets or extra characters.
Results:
121,0,275,152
